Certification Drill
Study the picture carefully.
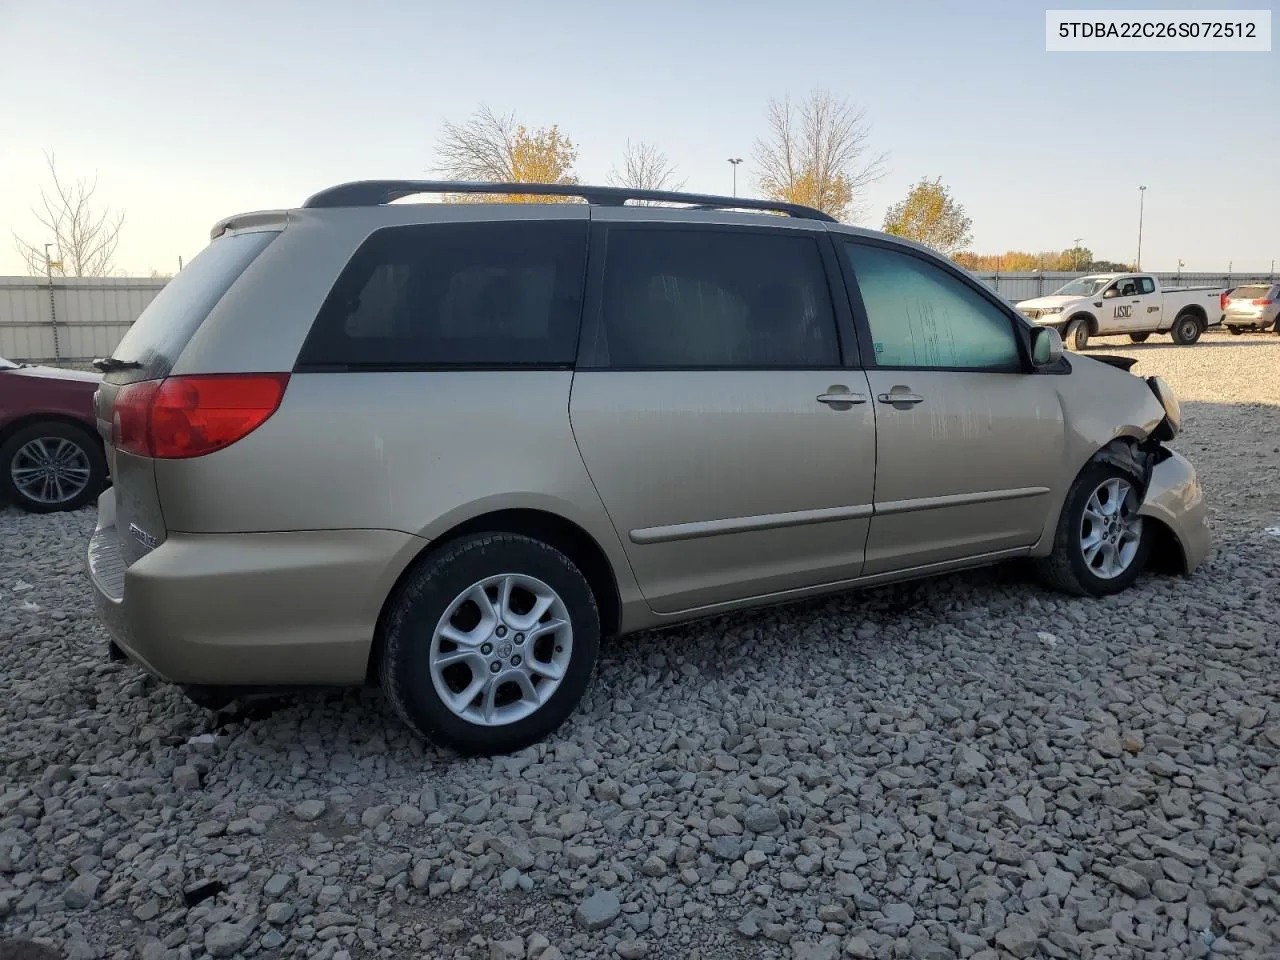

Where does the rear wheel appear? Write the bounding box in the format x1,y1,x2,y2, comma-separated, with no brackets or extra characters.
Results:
1128,333,1150,343
1170,311,1204,345
1037,462,1151,597
1227,325,1243,336
1065,318,1091,351
0,421,106,513
379,533,600,755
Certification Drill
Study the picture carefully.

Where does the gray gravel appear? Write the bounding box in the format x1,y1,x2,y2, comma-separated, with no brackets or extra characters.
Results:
2,330,1278,959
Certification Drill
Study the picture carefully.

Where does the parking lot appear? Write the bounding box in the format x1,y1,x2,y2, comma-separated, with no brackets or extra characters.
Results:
1,331,1277,960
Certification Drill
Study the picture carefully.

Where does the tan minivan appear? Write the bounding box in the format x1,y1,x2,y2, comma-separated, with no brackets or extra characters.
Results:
87,181,1208,755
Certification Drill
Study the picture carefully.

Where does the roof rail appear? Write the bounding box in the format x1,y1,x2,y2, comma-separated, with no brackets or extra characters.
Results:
301,180,836,222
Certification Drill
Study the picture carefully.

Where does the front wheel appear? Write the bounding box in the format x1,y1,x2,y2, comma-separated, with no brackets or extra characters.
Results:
0,421,106,513
1065,318,1091,351
379,533,600,755
1037,462,1151,597
1170,312,1204,345
1128,333,1150,343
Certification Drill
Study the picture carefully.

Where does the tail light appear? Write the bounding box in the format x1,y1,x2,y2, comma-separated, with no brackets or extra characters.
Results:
1252,299,1273,306
1220,292,1230,311
112,374,289,459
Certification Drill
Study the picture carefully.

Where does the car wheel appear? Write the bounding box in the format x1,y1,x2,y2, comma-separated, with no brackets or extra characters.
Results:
0,421,106,513
1227,325,1243,336
379,533,600,755
1170,312,1203,345
1037,462,1151,597
1128,333,1150,343
1065,318,1090,351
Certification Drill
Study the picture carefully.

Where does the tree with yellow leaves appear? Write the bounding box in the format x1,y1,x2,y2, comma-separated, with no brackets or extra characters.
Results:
753,90,886,222
435,105,578,203
882,177,973,255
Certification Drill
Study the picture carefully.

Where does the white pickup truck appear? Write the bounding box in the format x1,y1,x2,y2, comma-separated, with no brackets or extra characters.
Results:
1015,273,1225,350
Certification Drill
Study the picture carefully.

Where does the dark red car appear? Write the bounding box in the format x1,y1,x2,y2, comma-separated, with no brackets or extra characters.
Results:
0,355,106,512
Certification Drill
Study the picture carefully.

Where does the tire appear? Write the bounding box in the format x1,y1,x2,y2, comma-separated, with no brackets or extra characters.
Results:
379,533,600,755
1037,461,1151,597
0,421,106,513
1065,318,1091,351
1170,311,1204,345
1128,333,1150,343
1227,326,1243,336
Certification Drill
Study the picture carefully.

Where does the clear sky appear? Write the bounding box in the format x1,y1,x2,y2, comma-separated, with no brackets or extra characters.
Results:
1,0,1275,276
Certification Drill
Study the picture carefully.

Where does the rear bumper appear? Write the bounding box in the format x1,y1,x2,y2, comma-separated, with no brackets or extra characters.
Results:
1224,312,1276,328
1138,450,1210,574
86,488,426,686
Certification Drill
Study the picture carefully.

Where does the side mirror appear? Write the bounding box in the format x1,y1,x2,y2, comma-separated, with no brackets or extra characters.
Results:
1102,288,1118,299
1031,326,1064,367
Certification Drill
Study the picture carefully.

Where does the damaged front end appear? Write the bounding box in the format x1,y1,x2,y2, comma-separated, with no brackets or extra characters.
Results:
1094,375,1207,574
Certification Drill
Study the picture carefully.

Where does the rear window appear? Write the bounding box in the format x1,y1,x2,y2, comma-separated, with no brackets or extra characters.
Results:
1229,284,1272,300
297,220,588,369
109,230,276,383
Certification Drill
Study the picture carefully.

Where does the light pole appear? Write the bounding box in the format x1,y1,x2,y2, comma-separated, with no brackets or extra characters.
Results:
1072,237,1083,270
1136,185,1147,270
727,157,743,197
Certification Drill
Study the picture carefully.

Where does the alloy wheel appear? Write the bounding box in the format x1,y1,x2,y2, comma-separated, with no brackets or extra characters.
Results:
429,573,573,727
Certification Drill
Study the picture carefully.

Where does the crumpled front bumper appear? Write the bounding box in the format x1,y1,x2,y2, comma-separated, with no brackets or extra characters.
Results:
1138,449,1209,573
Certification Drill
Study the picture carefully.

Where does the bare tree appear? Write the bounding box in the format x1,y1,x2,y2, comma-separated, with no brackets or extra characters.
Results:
434,105,577,202
436,105,521,182
13,152,126,277
607,140,685,202
753,90,886,222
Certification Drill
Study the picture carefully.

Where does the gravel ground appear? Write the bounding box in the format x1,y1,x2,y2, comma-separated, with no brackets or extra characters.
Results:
2,330,1278,960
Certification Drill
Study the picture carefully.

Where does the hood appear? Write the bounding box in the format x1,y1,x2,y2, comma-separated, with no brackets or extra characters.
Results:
3,363,103,384
1015,295,1086,311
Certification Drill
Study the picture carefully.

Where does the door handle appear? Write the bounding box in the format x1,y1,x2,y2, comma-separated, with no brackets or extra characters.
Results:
877,389,925,406
817,388,867,408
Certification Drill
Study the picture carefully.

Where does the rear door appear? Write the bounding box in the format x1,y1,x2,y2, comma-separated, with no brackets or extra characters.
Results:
838,238,1064,575
569,218,876,614
95,229,278,566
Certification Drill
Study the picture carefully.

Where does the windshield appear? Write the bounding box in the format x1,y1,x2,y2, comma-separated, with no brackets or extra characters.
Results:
0,356,19,370
1051,276,1113,297
107,229,277,384
1229,284,1271,300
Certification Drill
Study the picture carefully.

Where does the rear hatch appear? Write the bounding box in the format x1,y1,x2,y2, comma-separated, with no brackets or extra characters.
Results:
95,229,277,568
1225,284,1274,319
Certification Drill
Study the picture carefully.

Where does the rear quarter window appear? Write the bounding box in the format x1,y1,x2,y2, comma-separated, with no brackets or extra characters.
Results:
297,220,588,369
109,230,277,383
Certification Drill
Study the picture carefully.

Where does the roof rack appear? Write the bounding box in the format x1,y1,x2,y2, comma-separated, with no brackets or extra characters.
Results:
301,180,836,222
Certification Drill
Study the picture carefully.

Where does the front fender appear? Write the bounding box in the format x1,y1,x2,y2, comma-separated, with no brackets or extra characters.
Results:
1030,358,1168,555
1138,449,1209,573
